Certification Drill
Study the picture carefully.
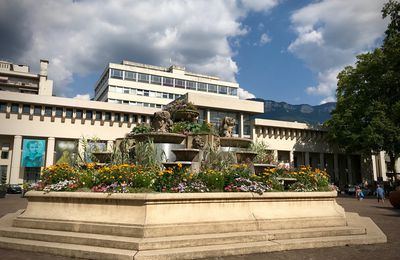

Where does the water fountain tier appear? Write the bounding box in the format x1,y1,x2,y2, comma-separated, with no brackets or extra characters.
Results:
172,149,200,162
219,137,252,150
128,132,186,143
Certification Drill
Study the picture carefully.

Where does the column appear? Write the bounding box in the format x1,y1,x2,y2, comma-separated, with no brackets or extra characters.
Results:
273,150,278,163
240,113,244,138
379,151,387,181
206,109,210,123
10,135,22,184
305,152,310,166
334,153,339,182
107,140,114,152
45,137,55,167
371,154,378,181
319,153,325,169
289,150,294,167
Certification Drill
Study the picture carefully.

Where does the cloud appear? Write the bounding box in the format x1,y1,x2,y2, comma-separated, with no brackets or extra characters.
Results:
0,0,279,97
289,0,388,103
255,33,271,46
73,94,91,101
238,88,256,100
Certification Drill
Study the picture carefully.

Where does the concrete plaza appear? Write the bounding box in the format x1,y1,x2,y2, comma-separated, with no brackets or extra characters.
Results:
0,194,398,260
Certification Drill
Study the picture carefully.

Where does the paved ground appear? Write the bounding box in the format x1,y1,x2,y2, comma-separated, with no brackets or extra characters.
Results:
0,194,399,260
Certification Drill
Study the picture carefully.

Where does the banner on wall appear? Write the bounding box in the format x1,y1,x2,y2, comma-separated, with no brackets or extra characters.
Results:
55,140,77,165
21,139,46,167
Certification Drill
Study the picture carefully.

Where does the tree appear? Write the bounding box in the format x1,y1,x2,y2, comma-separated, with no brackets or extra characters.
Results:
325,0,400,175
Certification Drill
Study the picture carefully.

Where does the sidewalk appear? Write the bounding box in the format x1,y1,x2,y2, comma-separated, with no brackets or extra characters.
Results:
0,194,399,260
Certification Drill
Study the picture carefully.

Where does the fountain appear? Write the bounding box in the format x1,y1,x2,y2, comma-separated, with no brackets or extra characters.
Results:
218,116,257,164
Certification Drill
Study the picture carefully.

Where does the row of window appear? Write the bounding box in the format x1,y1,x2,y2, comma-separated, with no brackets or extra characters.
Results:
108,98,165,109
109,86,183,100
0,102,144,123
109,69,238,96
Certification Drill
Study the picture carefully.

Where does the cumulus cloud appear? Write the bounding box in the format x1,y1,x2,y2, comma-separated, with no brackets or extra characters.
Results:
289,0,388,103
238,88,256,100
73,94,91,101
0,0,278,97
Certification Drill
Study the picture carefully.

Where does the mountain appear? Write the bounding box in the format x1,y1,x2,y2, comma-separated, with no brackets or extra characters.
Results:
250,99,336,125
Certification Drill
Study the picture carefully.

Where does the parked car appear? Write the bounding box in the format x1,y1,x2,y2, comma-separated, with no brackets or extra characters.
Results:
7,184,22,194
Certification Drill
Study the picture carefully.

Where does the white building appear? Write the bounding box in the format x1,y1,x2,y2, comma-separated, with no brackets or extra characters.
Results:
94,61,239,109
0,59,395,188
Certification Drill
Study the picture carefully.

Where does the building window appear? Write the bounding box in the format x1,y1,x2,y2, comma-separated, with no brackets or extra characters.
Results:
33,106,42,116
175,79,185,88
1,151,9,159
208,84,217,93
109,86,116,92
95,111,102,120
104,112,111,121
218,86,227,94
163,77,174,87
151,75,162,85
116,86,123,93
123,87,130,94
123,114,129,122
114,113,120,122
110,69,123,79
186,81,196,90
22,104,30,114
65,109,73,118
229,87,237,96
55,107,63,117
86,110,93,119
11,103,19,113
144,90,149,96
243,114,251,136
125,71,136,81
138,73,150,83
76,110,83,119
168,93,174,99
44,107,52,116
0,102,6,112
198,83,207,92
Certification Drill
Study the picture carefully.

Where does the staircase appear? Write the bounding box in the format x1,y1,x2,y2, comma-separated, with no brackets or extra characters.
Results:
0,210,386,260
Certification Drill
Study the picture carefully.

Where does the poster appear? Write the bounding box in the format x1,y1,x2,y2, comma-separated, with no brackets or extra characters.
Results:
55,140,77,165
21,139,46,167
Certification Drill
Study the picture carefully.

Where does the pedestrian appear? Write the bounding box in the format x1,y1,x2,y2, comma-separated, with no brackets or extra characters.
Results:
355,186,364,201
376,184,385,203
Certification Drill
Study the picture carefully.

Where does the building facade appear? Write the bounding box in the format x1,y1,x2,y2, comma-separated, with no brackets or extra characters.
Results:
0,60,53,96
94,61,239,109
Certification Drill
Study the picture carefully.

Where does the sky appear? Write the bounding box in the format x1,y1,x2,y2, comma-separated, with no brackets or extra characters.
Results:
0,0,389,105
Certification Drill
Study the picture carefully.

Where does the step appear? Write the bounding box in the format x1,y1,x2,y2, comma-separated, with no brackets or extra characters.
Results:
138,226,365,250
0,236,136,260
0,226,140,250
134,233,386,260
0,225,365,251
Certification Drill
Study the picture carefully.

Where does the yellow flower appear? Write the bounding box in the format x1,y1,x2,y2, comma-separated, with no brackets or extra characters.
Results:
177,163,182,168
119,175,122,179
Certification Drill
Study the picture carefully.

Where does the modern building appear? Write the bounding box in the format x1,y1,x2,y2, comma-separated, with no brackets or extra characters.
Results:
0,60,53,96
0,59,396,188
94,60,239,109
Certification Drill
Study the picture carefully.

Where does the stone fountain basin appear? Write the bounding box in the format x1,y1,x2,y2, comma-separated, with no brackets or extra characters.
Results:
219,137,252,148
128,132,186,144
235,151,257,163
172,149,200,162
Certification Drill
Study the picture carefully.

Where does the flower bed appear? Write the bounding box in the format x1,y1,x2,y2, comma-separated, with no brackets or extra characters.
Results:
27,163,334,194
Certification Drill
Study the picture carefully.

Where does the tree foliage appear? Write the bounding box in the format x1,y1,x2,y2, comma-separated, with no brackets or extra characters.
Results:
325,0,400,173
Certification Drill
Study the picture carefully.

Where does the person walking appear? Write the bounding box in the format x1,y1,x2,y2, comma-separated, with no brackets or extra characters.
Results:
376,185,385,203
